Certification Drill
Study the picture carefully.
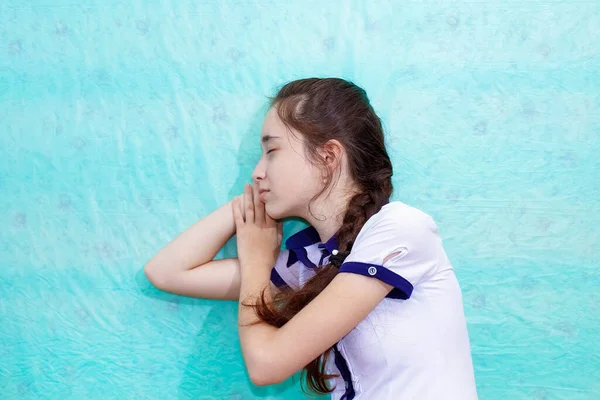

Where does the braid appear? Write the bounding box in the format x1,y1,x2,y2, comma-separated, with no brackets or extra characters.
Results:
332,181,393,264
328,250,351,268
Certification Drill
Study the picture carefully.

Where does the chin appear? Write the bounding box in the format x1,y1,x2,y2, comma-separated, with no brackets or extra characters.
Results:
264,203,286,220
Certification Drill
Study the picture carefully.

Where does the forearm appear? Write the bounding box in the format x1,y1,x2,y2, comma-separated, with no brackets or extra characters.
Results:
145,200,236,274
237,265,278,380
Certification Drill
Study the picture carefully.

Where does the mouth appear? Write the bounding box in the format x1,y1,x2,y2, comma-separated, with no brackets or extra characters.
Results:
259,190,269,200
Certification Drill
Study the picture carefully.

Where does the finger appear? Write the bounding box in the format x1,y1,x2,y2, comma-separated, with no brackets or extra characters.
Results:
264,207,276,227
240,193,246,222
235,195,242,224
245,184,254,224
242,189,247,222
232,196,243,227
253,183,265,225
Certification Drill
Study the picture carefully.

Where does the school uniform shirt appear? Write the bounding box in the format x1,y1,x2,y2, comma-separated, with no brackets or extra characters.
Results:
270,201,478,400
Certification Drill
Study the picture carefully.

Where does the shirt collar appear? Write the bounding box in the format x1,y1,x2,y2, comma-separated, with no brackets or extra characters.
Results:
284,200,390,256
285,225,340,256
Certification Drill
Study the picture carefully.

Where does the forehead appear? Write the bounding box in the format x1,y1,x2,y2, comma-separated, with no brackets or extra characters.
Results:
262,107,284,132
260,106,307,147
260,107,289,144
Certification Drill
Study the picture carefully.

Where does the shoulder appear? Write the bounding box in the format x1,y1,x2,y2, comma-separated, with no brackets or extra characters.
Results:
342,201,442,296
360,201,436,237
379,201,433,220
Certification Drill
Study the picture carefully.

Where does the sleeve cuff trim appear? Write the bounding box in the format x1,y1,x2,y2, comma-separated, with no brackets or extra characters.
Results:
338,261,414,299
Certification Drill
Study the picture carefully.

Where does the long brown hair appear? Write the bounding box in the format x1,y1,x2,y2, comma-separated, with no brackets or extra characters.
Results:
241,77,394,396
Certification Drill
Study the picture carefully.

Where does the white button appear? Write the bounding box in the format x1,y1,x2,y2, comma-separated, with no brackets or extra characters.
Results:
368,266,377,275
332,249,339,255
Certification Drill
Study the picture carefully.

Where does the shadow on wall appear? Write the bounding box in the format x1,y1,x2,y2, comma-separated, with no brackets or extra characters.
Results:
135,266,303,399
134,96,318,399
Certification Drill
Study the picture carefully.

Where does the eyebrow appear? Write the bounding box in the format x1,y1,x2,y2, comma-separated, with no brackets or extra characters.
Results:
261,135,281,145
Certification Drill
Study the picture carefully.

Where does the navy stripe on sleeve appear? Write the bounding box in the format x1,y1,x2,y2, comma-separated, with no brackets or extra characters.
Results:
338,261,414,299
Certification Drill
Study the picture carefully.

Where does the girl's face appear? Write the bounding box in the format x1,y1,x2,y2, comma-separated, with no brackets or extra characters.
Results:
251,107,324,220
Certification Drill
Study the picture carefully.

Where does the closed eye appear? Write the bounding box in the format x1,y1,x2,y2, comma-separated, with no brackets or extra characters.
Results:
267,149,276,154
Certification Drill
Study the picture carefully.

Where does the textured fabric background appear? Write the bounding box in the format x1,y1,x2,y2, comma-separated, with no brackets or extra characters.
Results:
1,1,599,399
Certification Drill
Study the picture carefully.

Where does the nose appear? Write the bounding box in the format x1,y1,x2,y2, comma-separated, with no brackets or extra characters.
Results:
251,157,267,183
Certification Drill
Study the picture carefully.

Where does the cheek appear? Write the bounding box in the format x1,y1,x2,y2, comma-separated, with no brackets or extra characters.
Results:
267,158,291,185
267,154,316,198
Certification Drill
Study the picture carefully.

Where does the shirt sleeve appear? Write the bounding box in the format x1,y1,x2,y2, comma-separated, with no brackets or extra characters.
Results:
269,248,300,290
338,204,440,299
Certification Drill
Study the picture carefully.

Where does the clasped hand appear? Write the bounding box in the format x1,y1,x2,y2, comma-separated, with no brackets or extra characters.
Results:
232,183,282,273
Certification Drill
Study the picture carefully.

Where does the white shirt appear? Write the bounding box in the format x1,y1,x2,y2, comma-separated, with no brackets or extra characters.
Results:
270,201,478,399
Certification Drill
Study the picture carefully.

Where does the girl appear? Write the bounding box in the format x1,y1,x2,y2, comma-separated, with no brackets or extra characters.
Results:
145,77,478,399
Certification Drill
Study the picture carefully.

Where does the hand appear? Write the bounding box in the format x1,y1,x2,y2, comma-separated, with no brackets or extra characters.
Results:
232,183,283,273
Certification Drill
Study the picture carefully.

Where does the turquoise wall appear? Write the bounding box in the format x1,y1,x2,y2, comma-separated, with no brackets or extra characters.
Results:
1,1,599,399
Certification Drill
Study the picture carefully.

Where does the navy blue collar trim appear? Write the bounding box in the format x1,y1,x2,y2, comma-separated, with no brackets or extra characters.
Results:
284,200,390,256
285,225,340,255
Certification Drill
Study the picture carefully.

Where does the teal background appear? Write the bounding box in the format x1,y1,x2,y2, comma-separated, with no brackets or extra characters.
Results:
1,1,599,399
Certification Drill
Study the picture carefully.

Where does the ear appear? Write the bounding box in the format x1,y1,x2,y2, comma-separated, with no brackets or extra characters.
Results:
321,139,344,169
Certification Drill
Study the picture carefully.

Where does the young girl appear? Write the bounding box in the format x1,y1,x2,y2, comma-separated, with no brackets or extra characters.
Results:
145,77,478,399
